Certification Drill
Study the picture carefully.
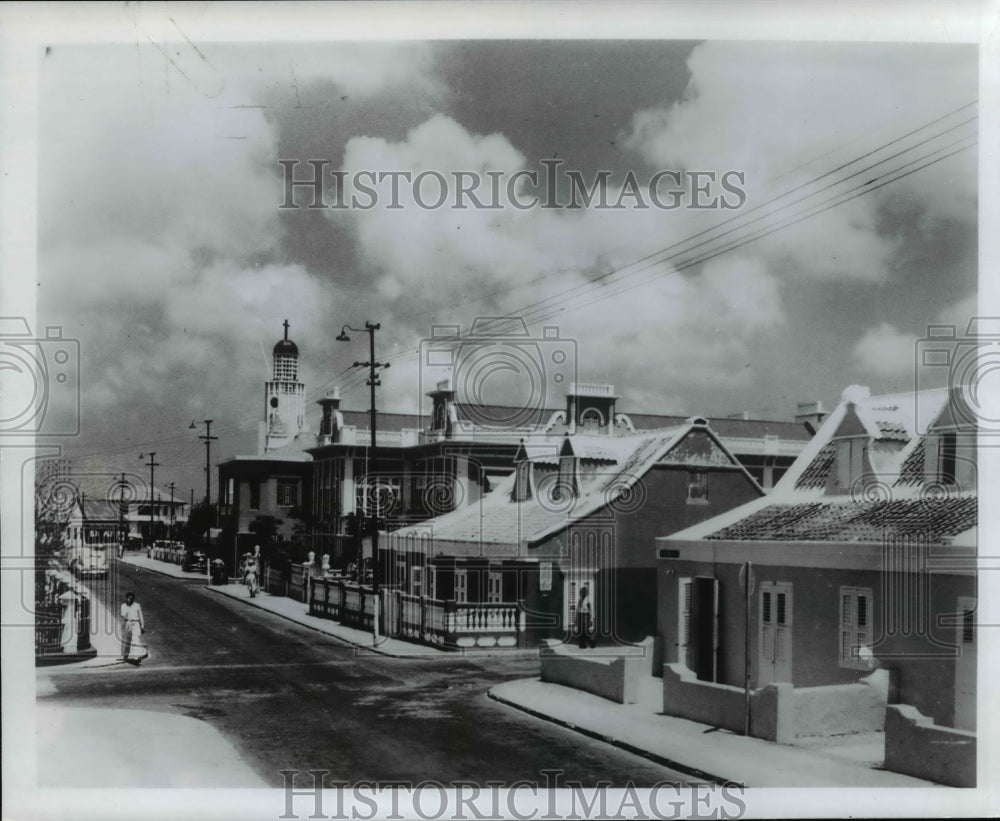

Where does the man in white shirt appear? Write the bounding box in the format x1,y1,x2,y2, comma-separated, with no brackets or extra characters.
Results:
120,592,147,665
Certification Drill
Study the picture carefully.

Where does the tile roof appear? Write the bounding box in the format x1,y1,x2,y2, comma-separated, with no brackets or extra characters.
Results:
666,386,977,546
794,442,835,490
705,496,976,544
390,422,746,549
80,499,124,521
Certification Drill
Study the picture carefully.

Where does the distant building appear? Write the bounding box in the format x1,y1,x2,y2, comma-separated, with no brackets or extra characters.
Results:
308,381,813,567
261,319,309,453
218,320,313,556
219,324,815,571
61,479,188,548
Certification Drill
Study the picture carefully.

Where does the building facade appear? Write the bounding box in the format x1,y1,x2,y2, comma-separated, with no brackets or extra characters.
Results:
386,417,766,646
655,385,977,732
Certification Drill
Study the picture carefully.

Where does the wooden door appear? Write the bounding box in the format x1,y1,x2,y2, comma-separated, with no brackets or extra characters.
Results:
759,582,793,685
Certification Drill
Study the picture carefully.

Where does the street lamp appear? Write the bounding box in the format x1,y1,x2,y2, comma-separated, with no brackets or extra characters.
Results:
337,322,390,644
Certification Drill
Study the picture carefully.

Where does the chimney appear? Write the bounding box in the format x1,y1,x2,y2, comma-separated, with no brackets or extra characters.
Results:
795,400,828,435
565,382,618,436
316,389,342,444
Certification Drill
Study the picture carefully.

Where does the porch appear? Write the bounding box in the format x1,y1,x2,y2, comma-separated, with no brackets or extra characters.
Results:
308,576,526,650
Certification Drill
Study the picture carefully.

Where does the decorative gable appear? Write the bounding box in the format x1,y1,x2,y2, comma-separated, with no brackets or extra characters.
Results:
660,427,738,468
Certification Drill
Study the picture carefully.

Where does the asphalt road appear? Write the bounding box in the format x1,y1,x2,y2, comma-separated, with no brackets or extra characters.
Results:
39,561,694,788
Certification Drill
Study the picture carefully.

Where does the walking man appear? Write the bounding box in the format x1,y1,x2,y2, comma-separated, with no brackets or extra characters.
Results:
120,592,147,665
577,585,596,649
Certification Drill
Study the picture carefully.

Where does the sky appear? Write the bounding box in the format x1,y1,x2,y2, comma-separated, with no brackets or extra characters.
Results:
29,33,979,500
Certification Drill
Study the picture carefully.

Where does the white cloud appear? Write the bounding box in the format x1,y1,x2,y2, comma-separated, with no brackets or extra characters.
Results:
852,293,979,380
623,41,977,284
852,322,919,378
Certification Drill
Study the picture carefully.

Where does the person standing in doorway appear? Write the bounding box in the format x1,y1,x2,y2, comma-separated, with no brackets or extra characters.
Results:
120,592,147,665
577,585,596,649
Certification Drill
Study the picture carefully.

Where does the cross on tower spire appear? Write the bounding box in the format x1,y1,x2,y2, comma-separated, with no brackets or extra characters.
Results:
283,318,290,340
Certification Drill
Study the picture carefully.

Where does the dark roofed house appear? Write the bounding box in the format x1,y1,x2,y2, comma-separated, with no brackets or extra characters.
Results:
654,385,977,785
385,417,766,649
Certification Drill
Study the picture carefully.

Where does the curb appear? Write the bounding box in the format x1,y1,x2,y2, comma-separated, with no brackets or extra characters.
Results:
35,646,99,667
117,557,209,581
486,687,733,786
205,585,411,658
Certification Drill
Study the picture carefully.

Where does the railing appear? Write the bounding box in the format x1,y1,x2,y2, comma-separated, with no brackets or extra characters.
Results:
309,582,524,649
151,547,185,564
264,565,288,596
718,435,806,457
309,576,343,619
448,601,524,648
35,604,63,654
35,572,93,659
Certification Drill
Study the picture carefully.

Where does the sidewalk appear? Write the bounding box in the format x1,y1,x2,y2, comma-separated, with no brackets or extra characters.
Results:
118,552,211,580
35,704,266,787
209,582,449,658
488,677,934,788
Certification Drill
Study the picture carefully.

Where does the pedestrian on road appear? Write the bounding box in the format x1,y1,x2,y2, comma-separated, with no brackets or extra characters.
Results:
244,552,260,598
120,592,148,665
577,585,596,649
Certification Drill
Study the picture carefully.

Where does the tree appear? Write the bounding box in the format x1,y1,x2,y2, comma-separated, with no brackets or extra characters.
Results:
184,500,216,550
248,514,282,552
34,466,74,603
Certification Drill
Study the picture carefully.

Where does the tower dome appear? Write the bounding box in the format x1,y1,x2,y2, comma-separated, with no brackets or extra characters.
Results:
260,319,308,453
273,337,299,356
273,319,299,356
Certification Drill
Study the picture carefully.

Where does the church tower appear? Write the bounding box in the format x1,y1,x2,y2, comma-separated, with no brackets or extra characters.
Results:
261,319,307,453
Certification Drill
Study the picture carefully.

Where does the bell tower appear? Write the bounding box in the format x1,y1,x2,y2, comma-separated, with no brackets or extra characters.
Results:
261,319,308,453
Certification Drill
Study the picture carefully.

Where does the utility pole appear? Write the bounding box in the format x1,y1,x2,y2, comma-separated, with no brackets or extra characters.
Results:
168,481,176,538
139,453,160,547
337,321,389,644
116,472,127,550
190,419,218,513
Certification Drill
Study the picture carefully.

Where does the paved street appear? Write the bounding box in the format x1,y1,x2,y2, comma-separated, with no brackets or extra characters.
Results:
38,560,694,788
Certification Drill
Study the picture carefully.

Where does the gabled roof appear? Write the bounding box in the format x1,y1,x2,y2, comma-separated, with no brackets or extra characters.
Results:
389,419,758,551
665,385,976,545
67,476,188,506
78,499,122,521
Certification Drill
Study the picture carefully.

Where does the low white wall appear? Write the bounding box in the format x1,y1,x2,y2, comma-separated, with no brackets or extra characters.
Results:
792,670,888,738
539,638,653,704
661,664,791,742
884,704,976,787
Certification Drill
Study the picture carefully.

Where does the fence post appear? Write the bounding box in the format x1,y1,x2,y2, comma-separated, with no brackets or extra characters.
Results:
419,594,426,643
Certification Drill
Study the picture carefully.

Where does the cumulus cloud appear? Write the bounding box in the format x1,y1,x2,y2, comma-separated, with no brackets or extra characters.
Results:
852,293,979,381
852,322,920,378
623,41,977,284
37,40,440,455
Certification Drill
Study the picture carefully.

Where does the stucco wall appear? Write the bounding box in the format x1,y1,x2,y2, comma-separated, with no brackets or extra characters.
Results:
791,670,888,737
884,704,976,787
655,551,973,727
540,638,653,704
661,663,791,743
